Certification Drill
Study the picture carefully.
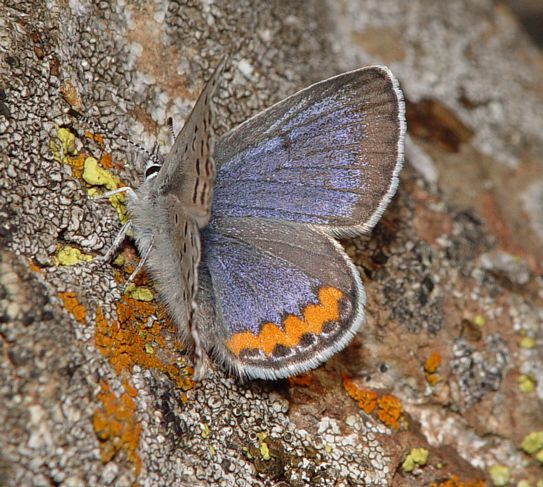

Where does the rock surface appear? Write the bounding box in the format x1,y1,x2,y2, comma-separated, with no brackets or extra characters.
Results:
1,0,542,485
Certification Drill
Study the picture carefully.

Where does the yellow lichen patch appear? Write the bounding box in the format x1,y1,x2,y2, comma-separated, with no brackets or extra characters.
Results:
259,441,271,461
376,394,403,430
200,423,210,439
424,351,442,386
519,336,536,349
81,156,128,223
109,193,129,225
473,315,486,327
342,375,378,414
53,245,93,266
113,254,125,267
521,431,543,454
430,475,485,487
50,127,86,178
256,432,271,461
402,447,429,472
56,127,78,157
227,287,343,357
58,291,86,324
488,465,509,486
125,284,154,302
521,431,543,463
92,380,142,476
518,374,536,393
82,157,119,191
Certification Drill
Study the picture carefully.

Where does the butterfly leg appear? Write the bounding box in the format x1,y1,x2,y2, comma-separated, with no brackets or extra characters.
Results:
92,186,138,267
94,186,138,201
122,235,155,291
91,220,132,269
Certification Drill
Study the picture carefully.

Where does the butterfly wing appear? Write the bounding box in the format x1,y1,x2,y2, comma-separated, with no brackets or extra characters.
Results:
212,65,405,237
196,217,365,380
154,57,226,227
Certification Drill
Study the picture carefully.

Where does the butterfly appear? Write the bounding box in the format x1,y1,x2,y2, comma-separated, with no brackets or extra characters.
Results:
99,57,405,381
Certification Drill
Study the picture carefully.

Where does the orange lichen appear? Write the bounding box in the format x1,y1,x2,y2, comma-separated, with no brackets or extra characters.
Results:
58,291,86,324
122,378,138,398
424,351,442,386
342,375,378,414
95,297,193,391
92,380,142,475
100,152,113,169
430,475,485,487
424,351,441,373
27,259,42,273
376,394,403,430
288,373,313,387
65,152,86,179
92,298,194,479
343,375,405,429
84,131,105,146
227,287,343,356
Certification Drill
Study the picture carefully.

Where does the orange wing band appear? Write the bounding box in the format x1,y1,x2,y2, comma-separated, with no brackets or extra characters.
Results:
226,286,343,357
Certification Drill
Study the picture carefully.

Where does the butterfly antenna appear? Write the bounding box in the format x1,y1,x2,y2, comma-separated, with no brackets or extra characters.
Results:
150,142,161,165
68,108,153,159
167,116,176,141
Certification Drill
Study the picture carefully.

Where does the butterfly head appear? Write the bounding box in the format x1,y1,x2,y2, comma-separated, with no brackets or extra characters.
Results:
143,142,163,182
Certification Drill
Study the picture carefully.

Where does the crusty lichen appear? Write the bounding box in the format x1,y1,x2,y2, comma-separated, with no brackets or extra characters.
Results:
91,299,193,479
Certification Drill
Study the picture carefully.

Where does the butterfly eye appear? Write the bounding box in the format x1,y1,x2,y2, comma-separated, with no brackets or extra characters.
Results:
145,165,161,179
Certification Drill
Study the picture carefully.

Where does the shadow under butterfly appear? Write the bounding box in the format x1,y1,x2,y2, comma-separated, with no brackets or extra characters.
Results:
96,57,406,381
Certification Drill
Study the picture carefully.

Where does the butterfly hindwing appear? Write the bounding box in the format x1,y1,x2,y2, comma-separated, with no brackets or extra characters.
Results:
211,65,405,237
197,217,365,380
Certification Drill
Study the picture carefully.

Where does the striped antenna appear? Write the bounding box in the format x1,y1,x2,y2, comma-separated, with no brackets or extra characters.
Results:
167,116,176,141
68,108,153,159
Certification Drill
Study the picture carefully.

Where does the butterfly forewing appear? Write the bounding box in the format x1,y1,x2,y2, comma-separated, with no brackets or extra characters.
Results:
211,65,405,237
155,58,226,228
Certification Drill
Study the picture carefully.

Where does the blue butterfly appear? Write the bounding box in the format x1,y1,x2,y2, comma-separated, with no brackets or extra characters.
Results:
100,58,405,381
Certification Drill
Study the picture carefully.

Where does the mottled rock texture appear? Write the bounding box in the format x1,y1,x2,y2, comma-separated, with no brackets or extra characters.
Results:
1,0,542,486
